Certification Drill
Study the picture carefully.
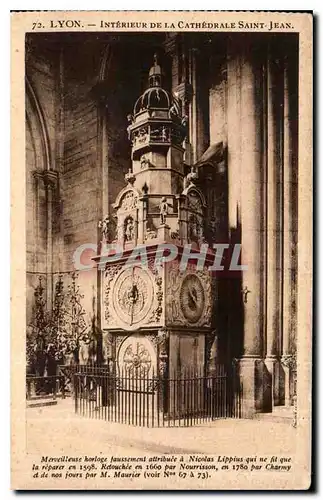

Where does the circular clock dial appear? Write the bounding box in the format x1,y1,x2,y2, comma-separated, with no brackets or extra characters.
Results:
112,267,154,327
180,274,205,323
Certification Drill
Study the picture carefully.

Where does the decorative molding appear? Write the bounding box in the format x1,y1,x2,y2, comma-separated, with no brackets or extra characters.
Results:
113,186,140,211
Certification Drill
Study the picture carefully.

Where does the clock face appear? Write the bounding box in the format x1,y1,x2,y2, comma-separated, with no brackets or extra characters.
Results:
111,266,154,328
179,274,205,323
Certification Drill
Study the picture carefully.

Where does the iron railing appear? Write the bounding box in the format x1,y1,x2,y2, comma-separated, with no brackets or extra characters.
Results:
26,374,66,401
74,364,242,427
58,364,110,394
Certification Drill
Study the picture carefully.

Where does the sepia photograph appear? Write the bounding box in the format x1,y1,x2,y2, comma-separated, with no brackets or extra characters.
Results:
11,11,312,490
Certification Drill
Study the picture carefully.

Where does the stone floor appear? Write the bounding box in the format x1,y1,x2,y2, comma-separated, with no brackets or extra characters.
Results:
26,398,297,456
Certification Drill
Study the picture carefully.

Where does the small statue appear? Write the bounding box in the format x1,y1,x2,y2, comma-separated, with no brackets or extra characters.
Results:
189,216,198,240
124,217,134,242
126,114,133,140
99,216,112,242
189,215,202,242
159,197,170,225
161,126,168,142
186,166,198,186
150,127,160,137
141,156,152,169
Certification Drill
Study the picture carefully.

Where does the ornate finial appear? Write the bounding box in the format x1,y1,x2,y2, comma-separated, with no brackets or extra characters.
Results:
149,52,162,87
125,168,135,185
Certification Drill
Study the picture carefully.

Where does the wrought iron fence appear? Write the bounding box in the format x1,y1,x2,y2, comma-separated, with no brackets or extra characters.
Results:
26,375,66,402
74,364,242,427
58,364,110,394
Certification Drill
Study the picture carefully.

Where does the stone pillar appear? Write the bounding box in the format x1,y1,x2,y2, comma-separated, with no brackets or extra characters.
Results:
238,41,265,416
32,171,43,273
226,39,244,367
43,171,58,308
281,54,294,405
265,48,281,407
227,49,241,232
189,47,198,164
282,55,293,357
164,33,180,89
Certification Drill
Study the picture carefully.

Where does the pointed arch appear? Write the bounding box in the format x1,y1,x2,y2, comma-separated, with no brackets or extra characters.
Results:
98,44,114,82
25,77,51,171
113,186,141,211
182,185,207,211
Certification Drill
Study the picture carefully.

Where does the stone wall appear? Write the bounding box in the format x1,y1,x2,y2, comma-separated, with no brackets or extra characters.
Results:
25,32,165,330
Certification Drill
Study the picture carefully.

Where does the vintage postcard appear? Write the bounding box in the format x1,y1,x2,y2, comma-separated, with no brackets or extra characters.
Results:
11,11,313,490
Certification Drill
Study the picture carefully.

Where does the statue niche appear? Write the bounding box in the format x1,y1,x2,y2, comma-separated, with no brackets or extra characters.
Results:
124,216,135,242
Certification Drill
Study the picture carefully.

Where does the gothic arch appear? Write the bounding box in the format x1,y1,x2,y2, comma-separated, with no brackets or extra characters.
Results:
182,186,207,212
25,77,51,172
98,44,114,82
113,186,141,211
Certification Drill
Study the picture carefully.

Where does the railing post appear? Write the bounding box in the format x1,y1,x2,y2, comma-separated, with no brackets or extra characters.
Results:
74,374,78,414
53,376,57,401
26,379,31,400
61,376,65,399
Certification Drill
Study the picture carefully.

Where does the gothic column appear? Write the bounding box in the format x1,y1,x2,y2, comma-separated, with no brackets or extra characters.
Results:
226,40,243,367
281,53,294,404
227,46,241,233
189,47,198,164
265,46,281,406
188,45,209,163
32,171,43,273
165,34,194,166
164,33,181,89
238,40,265,416
43,170,58,308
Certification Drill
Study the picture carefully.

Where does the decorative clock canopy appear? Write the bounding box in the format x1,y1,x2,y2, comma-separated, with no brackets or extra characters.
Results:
98,55,210,250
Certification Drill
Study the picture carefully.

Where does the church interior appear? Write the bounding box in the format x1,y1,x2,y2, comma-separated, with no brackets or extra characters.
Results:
26,31,299,416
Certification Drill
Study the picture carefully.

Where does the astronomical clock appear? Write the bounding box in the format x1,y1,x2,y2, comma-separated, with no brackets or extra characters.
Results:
165,260,213,328
98,55,216,379
103,261,163,332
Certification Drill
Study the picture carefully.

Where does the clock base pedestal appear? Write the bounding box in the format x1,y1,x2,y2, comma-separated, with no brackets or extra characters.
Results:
167,330,206,418
168,331,205,376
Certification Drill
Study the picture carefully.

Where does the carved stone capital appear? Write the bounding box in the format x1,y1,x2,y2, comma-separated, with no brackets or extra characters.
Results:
32,170,44,182
281,354,297,371
43,170,59,190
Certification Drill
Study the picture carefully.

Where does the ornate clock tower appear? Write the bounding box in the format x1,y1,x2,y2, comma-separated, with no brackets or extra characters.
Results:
98,55,215,380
